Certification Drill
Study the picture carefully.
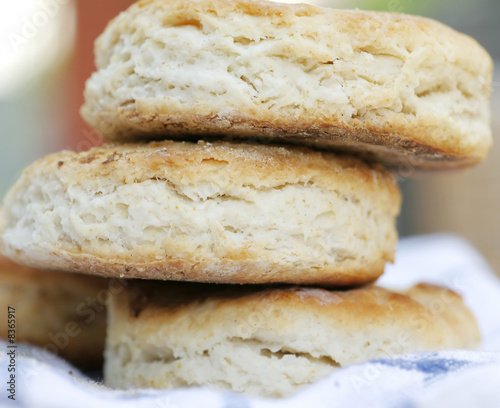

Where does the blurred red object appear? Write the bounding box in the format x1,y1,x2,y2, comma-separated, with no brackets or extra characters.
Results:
65,0,134,151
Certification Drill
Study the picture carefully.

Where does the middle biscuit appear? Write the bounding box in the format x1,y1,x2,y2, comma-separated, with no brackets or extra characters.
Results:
1,140,400,285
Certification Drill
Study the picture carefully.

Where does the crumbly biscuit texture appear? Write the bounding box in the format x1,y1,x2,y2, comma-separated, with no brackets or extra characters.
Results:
104,282,480,397
1,140,400,285
81,0,493,169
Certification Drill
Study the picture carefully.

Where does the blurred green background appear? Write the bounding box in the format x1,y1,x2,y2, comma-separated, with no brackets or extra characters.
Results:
0,0,499,275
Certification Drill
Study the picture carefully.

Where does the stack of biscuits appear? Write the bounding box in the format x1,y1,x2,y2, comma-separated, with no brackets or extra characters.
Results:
0,0,493,398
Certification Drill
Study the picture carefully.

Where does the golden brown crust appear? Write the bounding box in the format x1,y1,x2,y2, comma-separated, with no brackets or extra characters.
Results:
117,281,479,345
404,283,481,349
0,256,108,368
27,140,400,199
8,250,386,286
104,281,480,396
90,111,487,171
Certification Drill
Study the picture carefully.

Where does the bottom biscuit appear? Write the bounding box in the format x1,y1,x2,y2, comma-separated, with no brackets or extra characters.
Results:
0,255,109,368
105,281,479,397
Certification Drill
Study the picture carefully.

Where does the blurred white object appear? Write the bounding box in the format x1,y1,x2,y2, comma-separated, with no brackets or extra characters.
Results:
0,0,76,98
0,0,76,198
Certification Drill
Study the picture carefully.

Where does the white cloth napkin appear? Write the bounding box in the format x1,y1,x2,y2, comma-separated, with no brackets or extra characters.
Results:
2,234,500,408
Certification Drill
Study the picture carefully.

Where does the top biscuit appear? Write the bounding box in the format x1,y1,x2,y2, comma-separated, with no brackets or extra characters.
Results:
81,0,493,170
